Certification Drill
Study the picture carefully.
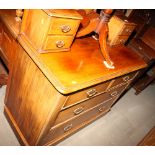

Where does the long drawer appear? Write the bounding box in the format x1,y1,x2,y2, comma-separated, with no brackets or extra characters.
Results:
40,97,116,146
62,80,111,109
109,71,137,88
55,84,128,125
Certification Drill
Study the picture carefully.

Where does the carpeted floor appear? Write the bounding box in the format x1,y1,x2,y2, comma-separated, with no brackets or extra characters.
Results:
0,84,155,146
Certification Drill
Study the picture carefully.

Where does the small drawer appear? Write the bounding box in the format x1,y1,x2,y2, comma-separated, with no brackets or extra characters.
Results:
63,81,111,109
48,17,81,35
41,97,114,145
114,35,129,45
43,35,74,50
121,25,135,35
110,72,137,88
55,84,127,125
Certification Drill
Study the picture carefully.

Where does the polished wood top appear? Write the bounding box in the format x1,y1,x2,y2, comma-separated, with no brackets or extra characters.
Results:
19,35,147,94
43,9,82,19
0,10,21,38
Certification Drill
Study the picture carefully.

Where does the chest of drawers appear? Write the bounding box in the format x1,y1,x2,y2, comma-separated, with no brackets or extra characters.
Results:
20,9,82,53
108,15,136,46
4,42,139,145
0,10,146,146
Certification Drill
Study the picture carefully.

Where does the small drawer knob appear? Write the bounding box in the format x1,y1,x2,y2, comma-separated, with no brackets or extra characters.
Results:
125,28,132,33
64,124,72,132
73,107,84,115
61,25,71,33
138,46,142,50
86,89,97,98
56,40,65,48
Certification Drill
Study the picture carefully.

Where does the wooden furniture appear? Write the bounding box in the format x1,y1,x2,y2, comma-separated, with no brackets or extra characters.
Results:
128,10,155,38
20,9,82,53
0,10,146,146
108,15,136,46
138,126,155,146
0,10,20,69
128,27,155,94
0,58,8,87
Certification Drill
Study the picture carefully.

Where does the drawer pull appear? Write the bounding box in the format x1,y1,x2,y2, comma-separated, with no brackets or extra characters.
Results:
111,91,118,97
73,107,84,115
123,76,130,81
56,40,65,48
64,124,73,132
99,106,105,112
86,89,97,98
61,25,71,33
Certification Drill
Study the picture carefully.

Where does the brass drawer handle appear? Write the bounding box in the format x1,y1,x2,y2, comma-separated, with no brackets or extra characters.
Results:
86,89,97,98
64,124,72,132
61,25,71,33
111,91,118,97
56,40,65,48
99,106,105,112
123,76,130,82
73,107,84,115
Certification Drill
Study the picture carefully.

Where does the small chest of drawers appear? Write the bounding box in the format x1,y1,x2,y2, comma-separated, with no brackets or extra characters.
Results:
20,9,82,53
108,15,136,46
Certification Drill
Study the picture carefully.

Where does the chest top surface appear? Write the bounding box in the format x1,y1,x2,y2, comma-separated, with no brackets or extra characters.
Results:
19,35,146,94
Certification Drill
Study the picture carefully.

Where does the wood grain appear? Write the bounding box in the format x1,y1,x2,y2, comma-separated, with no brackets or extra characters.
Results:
5,43,67,145
138,126,155,146
20,10,82,53
18,34,147,94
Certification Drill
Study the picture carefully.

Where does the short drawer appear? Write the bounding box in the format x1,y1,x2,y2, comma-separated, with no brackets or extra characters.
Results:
121,25,135,35
48,17,81,35
43,35,74,51
55,84,127,125
112,35,129,45
41,98,114,145
110,72,137,88
62,81,111,109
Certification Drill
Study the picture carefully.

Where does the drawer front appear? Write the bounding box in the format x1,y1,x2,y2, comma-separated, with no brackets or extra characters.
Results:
113,35,129,45
63,81,111,109
121,25,135,35
43,35,74,50
55,84,127,125
49,17,81,35
110,72,137,88
41,98,115,145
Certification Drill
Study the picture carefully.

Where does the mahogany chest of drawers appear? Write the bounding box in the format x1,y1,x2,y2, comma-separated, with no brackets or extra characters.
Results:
108,15,136,46
0,10,146,146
